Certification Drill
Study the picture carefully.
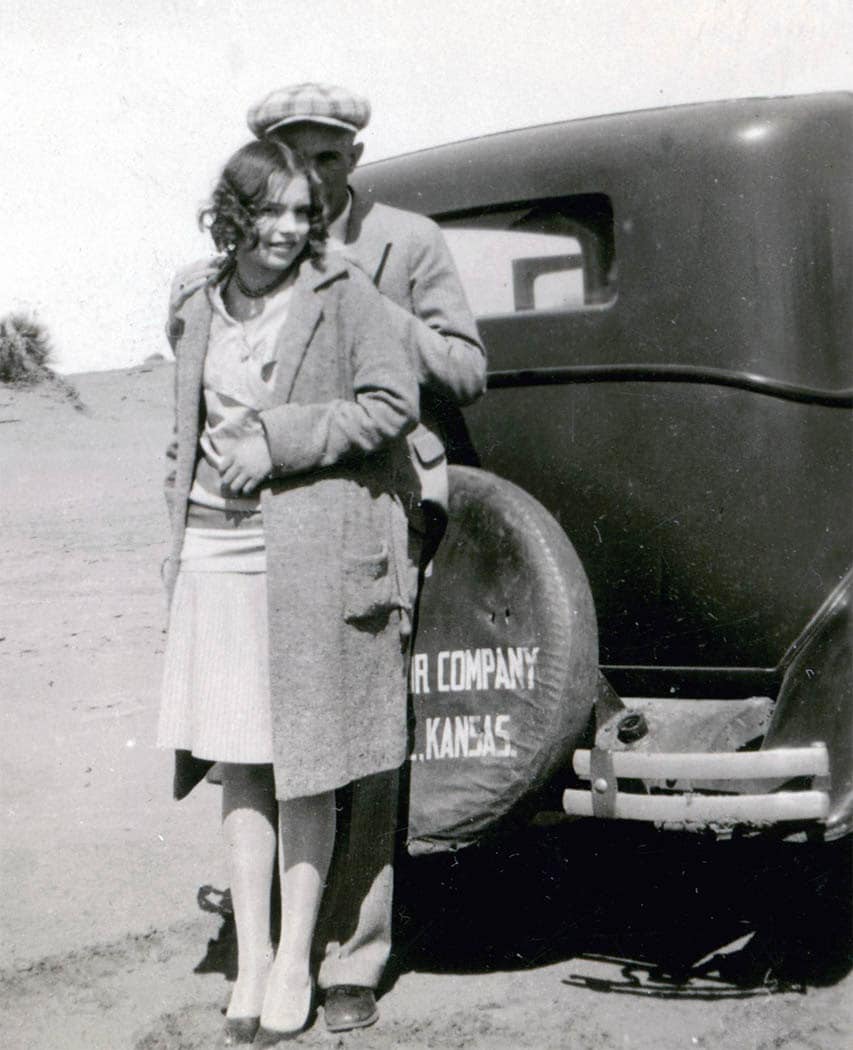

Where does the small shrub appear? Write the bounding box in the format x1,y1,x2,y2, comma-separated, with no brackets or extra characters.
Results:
0,312,85,410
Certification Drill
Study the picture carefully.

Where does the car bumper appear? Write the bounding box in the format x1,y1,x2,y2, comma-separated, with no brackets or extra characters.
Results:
562,743,830,828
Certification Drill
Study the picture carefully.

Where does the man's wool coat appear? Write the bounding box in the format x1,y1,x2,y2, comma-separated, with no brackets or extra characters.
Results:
341,194,486,503
164,254,420,800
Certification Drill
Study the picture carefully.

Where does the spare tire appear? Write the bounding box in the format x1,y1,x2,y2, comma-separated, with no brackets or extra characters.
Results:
407,466,598,854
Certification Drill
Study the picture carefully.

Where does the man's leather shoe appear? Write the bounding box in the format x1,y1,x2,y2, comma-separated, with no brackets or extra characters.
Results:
322,985,379,1032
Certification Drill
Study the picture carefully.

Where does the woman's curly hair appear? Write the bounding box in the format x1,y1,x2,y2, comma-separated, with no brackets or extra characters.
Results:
199,140,327,261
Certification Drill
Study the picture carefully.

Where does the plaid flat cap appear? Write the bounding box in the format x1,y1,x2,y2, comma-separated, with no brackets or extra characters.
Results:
248,83,371,137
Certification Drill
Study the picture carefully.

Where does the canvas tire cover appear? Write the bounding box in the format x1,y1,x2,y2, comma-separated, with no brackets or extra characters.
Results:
407,466,598,854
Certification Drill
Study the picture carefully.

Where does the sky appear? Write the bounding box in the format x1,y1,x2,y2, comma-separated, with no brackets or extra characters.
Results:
1,0,851,374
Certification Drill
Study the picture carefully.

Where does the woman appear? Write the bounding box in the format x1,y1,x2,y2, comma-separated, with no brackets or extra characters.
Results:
157,140,419,1046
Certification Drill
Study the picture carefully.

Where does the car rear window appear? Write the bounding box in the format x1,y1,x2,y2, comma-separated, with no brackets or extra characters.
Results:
439,194,616,316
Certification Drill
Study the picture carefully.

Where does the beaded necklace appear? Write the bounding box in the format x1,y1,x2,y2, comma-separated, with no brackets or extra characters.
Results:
233,265,295,299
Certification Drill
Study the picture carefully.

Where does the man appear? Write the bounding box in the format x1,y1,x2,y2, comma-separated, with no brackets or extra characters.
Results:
247,82,486,1032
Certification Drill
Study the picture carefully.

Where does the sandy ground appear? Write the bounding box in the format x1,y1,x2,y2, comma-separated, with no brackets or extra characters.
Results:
0,364,850,1050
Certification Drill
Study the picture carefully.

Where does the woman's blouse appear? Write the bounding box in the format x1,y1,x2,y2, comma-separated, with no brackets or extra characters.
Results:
181,277,294,573
190,278,294,511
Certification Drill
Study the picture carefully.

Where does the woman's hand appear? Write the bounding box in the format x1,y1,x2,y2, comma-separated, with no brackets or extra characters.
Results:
220,432,273,495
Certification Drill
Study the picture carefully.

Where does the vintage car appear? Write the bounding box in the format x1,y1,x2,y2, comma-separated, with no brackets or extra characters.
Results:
352,92,852,855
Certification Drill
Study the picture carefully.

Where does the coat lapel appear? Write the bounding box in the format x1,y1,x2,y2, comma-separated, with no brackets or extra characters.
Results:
174,287,212,492
345,192,393,286
272,256,349,402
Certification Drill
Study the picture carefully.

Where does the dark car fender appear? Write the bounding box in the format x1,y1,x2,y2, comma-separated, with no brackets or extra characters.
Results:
762,568,853,840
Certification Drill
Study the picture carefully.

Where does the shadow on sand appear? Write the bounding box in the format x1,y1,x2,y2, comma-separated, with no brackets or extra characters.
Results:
391,822,852,998
191,821,851,1002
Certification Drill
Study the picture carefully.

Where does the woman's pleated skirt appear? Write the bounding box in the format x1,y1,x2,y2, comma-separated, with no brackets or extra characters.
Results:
157,542,274,764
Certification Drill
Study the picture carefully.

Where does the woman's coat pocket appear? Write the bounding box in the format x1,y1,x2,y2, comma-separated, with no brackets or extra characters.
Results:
342,544,396,627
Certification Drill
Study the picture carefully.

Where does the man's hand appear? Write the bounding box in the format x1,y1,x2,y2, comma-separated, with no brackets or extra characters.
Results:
172,259,226,311
220,431,273,495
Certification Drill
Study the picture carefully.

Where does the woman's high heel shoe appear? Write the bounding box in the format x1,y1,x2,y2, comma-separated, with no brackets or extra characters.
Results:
218,1015,260,1046
253,977,314,1045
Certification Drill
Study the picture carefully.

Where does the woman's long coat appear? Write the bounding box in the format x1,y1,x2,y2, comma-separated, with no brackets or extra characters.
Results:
164,254,421,800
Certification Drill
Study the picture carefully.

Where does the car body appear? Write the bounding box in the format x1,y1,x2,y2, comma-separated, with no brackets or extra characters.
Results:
352,93,852,842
